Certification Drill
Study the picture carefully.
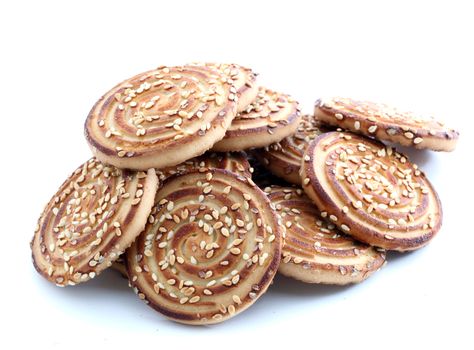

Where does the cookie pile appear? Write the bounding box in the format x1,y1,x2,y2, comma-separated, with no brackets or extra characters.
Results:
31,65,459,325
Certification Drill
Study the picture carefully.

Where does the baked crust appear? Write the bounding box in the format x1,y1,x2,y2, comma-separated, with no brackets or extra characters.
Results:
188,63,258,112
155,151,252,182
126,169,282,324
314,97,459,151
84,65,238,170
301,131,442,251
266,186,385,284
31,158,158,286
254,114,331,184
213,87,301,151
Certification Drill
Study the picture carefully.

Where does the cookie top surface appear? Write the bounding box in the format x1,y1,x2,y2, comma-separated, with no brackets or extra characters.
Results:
212,87,301,151
255,114,330,184
156,152,252,182
126,169,282,324
84,65,238,170
31,158,158,286
265,186,385,284
188,63,258,112
314,97,459,151
301,131,442,251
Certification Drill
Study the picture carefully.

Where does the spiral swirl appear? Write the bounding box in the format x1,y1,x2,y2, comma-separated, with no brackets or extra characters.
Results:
212,87,301,151
126,169,282,324
255,114,331,184
265,186,385,284
31,158,158,286
315,97,459,151
156,152,252,182
301,132,442,251
85,65,238,170
188,63,258,112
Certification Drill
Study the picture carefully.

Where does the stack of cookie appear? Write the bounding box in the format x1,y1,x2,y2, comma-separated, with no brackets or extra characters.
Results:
30,64,459,325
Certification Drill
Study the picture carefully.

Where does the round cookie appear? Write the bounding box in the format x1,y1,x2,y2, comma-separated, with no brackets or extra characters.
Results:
265,186,385,284
301,131,442,251
314,97,459,151
84,65,238,170
212,87,301,151
126,169,282,325
31,158,158,286
156,151,252,182
254,114,331,184
189,63,258,112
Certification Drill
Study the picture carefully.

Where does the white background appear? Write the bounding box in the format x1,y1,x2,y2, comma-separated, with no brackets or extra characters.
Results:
1,1,473,349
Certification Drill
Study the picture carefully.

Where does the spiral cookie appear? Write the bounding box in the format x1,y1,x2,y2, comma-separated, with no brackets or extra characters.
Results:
265,186,385,284
254,114,331,184
314,97,459,151
301,132,442,251
212,87,301,151
31,158,158,286
126,169,282,324
85,65,238,170
189,63,258,112
156,152,252,182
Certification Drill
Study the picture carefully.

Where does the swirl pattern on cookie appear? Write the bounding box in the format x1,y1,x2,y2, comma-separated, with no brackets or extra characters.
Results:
85,65,238,170
314,97,459,151
31,158,158,286
126,169,282,324
255,114,330,184
301,132,442,251
189,63,258,112
265,186,385,284
213,87,301,151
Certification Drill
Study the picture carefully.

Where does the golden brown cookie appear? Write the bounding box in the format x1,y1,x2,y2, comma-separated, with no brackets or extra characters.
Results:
301,131,442,251
84,65,238,170
155,152,252,182
189,63,258,112
31,158,158,286
314,97,459,151
254,114,331,184
212,87,301,151
265,186,385,284
126,169,282,325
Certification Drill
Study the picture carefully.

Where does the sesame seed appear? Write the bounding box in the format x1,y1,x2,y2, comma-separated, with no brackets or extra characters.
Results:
368,125,378,133
413,137,424,144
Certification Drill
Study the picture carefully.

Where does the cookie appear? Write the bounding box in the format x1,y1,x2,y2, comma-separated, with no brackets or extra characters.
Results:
155,151,252,182
212,87,301,151
265,186,385,284
31,158,158,286
189,63,258,112
254,114,330,184
301,131,442,251
126,169,282,324
84,65,238,170
314,97,459,151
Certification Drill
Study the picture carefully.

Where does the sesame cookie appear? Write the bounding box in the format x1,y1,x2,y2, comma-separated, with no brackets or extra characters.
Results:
189,63,258,112
254,114,331,184
212,87,301,151
31,158,158,286
314,97,459,151
84,65,238,170
301,132,442,251
126,169,282,325
265,186,385,284
155,151,252,182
